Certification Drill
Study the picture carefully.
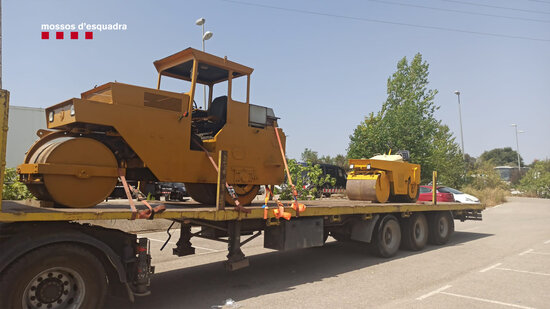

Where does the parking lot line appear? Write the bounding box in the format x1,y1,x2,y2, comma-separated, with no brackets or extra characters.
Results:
145,237,219,252
416,285,452,300
479,263,502,273
528,251,550,256
439,291,535,309
519,249,534,256
495,267,550,277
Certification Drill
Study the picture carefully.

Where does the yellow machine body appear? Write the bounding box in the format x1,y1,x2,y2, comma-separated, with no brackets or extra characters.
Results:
17,48,286,207
346,155,420,203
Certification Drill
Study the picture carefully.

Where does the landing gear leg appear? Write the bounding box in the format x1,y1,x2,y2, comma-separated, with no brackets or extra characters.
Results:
225,221,249,271
173,224,195,257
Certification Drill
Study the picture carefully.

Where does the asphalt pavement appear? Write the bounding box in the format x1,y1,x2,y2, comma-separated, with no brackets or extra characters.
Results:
105,197,550,309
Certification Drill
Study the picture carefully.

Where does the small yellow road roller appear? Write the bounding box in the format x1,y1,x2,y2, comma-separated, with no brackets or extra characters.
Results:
346,151,420,203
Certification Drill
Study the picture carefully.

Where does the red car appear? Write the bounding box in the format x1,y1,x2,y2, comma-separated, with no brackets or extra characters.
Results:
418,185,455,202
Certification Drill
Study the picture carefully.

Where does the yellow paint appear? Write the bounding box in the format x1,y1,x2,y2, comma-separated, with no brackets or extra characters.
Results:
348,157,421,201
0,90,9,208
16,48,286,207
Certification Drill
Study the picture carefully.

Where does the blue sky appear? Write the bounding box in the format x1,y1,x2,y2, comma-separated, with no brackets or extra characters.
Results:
4,0,550,164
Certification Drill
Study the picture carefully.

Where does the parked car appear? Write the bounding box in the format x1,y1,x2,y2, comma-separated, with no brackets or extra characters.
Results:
107,181,138,200
298,163,348,197
141,182,188,201
418,185,455,202
438,186,479,203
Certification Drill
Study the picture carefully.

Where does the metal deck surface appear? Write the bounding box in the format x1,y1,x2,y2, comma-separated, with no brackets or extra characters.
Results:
0,199,485,222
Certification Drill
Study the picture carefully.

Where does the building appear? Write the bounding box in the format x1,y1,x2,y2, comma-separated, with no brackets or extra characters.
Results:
6,106,46,168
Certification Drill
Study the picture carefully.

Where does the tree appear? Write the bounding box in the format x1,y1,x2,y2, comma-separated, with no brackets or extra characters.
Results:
464,153,477,172
479,147,523,167
466,162,507,190
347,53,464,187
519,160,550,198
301,148,319,164
300,149,349,171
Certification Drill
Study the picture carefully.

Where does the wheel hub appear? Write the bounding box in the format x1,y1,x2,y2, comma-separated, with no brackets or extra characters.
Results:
37,277,64,303
438,218,448,236
414,223,421,239
384,228,393,245
24,268,84,309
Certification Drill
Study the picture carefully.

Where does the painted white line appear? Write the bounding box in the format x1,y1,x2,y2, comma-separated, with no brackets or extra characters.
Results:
440,292,535,309
416,285,452,300
147,237,175,245
529,251,550,256
195,249,226,256
480,263,502,273
519,249,534,256
544,240,550,244
144,237,218,252
187,245,218,252
496,267,550,276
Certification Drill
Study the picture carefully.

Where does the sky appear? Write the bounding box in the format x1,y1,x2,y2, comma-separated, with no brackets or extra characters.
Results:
3,0,550,164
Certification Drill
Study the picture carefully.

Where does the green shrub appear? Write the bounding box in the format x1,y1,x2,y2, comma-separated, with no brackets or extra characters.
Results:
518,160,550,198
2,168,33,200
278,159,335,200
462,186,507,207
465,162,507,190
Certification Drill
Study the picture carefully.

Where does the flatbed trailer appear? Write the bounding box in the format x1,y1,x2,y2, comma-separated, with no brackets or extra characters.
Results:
0,90,485,308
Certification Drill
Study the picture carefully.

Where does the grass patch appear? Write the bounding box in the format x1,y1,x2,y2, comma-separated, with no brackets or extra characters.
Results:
462,186,508,207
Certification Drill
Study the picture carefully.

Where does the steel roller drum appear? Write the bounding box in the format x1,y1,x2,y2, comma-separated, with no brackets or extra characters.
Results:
26,138,118,208
346,173,390,203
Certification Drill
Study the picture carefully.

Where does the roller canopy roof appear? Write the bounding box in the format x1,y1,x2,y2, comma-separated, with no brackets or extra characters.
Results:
153,48,253,85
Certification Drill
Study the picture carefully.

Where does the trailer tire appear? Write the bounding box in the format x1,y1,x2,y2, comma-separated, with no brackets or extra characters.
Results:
371,215,401,258
0,243,107,309
401,213,428,251
428,211,454,245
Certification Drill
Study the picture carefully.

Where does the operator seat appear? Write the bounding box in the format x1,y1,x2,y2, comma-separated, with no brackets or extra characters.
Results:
206,95,227,135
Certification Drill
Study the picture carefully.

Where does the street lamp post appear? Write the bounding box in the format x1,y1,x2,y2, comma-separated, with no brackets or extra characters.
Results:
510,124,524,172
195,18,213,110
454,91,465,159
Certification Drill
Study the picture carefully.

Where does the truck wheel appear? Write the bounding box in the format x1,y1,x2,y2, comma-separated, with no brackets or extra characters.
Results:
401,213,428,251
428,211,454,245
0,244,107,309
371,215,401,258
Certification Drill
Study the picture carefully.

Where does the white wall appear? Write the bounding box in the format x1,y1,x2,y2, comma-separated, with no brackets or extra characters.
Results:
6,106,46,167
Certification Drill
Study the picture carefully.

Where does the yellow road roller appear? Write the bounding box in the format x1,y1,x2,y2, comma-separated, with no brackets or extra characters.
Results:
17,48,286,208
346,151,420,203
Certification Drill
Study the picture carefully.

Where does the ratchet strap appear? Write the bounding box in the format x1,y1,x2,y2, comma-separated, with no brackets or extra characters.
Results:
274,127,305,216
263,185,292,221
192,138,251,213
119,169,166,220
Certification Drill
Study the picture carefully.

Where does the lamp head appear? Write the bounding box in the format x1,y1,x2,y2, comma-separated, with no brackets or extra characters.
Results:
195,18,205,26
203,31,213,41
454,90,460,95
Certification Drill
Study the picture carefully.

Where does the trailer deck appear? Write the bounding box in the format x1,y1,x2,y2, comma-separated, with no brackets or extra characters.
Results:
0,199,484,222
